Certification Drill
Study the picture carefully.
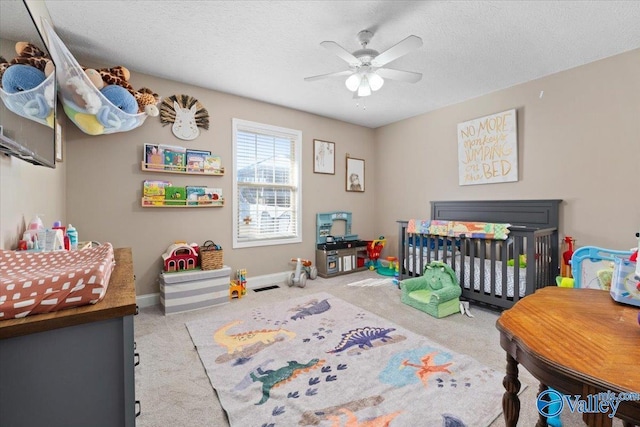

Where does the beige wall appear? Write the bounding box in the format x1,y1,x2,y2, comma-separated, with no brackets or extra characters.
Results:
64,73,376,296
375,48,640,254
0,154,66,249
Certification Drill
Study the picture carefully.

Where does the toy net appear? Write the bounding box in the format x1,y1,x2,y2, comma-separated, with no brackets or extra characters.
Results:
0,72,55,128
42,19,149,135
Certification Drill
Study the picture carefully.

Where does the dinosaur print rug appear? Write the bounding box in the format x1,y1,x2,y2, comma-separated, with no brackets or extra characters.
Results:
186,292,506,427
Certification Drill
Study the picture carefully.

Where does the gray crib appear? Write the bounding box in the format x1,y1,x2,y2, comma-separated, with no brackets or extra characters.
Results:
397,200,562,310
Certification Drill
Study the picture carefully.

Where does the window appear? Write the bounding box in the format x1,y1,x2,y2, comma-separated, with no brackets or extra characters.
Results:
232,118,302,248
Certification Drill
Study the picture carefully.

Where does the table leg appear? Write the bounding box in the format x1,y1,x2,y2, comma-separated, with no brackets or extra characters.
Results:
502,353,521,426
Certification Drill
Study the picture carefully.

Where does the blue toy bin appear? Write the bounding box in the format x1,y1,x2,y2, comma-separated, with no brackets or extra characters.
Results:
0,72,55,128
610,257,640,307
570,246,634,290
42,19,149,136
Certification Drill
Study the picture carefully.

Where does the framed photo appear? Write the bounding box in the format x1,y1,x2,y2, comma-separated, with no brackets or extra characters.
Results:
55,123,63,162
346,157,365,192
313,139,335,174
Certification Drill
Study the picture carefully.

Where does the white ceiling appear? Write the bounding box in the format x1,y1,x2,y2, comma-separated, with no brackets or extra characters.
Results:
10,1,640,128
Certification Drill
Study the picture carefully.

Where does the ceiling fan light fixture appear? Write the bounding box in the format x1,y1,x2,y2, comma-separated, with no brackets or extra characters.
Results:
345,73,361,92
357,76,372,97
367,72,384,91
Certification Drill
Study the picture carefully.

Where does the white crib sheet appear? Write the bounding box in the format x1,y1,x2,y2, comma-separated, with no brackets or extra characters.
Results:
405,249,527,298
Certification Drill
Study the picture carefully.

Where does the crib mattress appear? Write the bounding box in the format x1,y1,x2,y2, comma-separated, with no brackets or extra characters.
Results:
406,250,526,298
0,243,115,320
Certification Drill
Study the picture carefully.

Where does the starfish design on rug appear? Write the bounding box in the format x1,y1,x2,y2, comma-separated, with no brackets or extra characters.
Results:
400,351,452,387
326,408,403,427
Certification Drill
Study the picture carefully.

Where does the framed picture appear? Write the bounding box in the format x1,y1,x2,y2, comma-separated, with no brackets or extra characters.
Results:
346,156,365,192
55,123,63,162
313,139,335,174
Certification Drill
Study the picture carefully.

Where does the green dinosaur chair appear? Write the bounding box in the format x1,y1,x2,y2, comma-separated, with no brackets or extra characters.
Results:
400,261,462,318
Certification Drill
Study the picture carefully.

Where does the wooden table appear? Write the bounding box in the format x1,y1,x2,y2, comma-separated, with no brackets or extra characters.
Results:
496,287,640,427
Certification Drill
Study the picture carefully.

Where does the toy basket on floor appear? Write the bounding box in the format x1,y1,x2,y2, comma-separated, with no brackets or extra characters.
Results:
200,240,223,270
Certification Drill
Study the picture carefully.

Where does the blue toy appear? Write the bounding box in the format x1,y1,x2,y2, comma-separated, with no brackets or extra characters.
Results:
100,84,137,114
1,64,45,93
0,63,54,123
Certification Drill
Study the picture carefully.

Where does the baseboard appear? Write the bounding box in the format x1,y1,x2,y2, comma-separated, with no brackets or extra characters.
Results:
137,293,160,308
246,271,289,290
136,270,290,307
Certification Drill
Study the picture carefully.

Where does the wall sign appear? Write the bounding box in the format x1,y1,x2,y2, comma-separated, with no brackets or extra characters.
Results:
457,109,518,186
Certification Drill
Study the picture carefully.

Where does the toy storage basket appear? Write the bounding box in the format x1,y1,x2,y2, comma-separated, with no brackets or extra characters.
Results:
0,73,55,128
571,246,634,289
42,19,149,136
200,240,223,270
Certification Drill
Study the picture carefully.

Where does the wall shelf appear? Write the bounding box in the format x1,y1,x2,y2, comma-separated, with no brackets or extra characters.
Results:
141,161,224,176
141,198,224,208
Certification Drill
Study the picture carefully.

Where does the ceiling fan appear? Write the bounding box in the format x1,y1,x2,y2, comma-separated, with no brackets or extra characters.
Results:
305,30,423,98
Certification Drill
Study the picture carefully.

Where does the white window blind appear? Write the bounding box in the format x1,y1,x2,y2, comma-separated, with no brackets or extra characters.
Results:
232,119,302,248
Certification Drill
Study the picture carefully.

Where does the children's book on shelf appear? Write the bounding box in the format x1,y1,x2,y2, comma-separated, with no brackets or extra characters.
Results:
161,144,187,172
204,187,223,203
186,186,206,205
143,180,172,196
144,144,164,169
186,149,211,172
203,155,222,173
165,186,187,205
143,180,172,205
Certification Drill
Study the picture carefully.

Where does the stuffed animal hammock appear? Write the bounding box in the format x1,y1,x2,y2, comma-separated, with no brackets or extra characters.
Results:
42,19,158,135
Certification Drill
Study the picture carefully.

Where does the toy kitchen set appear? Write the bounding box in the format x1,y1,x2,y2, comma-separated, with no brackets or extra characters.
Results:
315,211,369,278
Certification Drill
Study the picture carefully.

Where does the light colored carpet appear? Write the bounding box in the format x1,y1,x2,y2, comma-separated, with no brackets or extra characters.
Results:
185,291,507,426
133,269,625,426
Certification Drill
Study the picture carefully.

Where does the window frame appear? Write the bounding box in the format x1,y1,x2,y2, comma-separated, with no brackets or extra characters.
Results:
232,118,302,249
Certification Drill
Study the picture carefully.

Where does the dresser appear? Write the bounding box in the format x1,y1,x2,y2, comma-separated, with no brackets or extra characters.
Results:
0,247,138,427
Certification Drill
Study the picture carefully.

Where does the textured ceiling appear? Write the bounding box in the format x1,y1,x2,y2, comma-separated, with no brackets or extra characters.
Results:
7,1,640,128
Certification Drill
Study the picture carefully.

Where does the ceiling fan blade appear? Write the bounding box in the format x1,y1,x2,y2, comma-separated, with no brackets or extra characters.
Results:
320,41,361,66
376,68,422,83
304,70,353,82
371,35,422,67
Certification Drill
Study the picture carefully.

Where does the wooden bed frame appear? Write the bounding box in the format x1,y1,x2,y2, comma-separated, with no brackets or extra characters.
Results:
397,199,562,310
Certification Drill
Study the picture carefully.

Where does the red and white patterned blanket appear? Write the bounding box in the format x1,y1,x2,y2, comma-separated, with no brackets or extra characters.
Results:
0,243,115,320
